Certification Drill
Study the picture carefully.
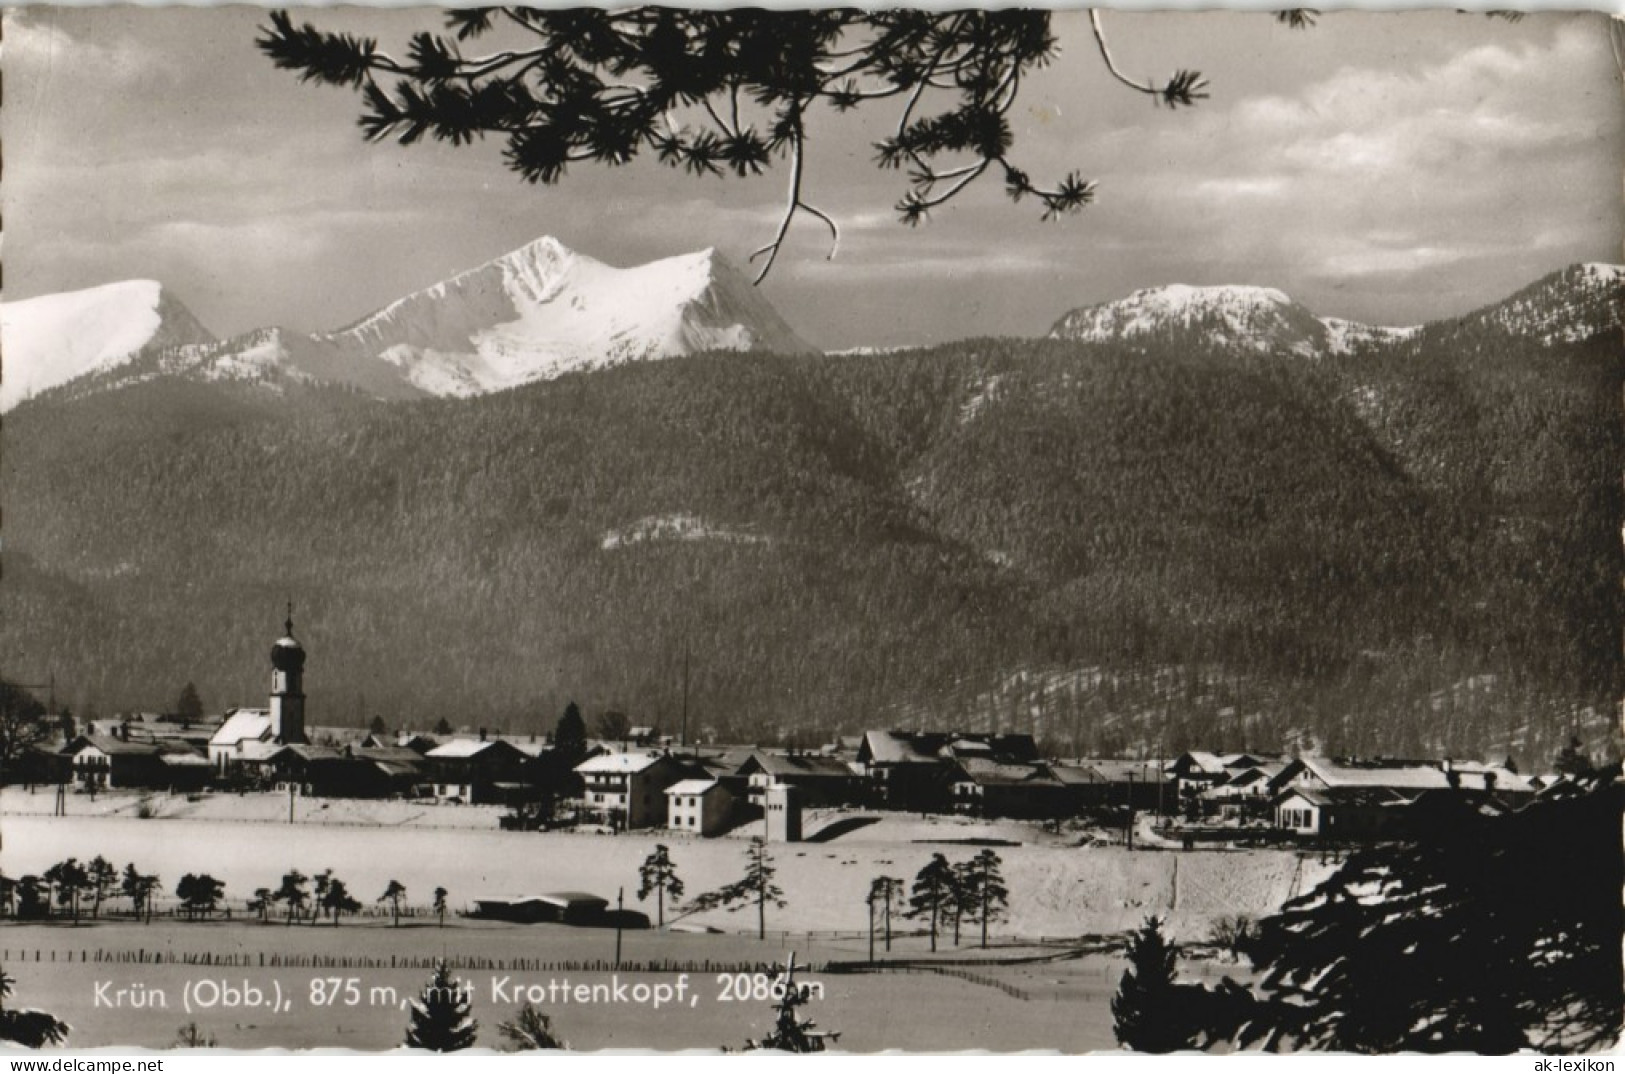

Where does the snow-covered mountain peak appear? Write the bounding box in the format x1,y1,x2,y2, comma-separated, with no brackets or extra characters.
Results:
1439,262,1624,345
1050,281,1335,355
1,280,215,411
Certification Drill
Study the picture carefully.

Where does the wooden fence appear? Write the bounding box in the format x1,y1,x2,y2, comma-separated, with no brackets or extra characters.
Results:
1,947,820,974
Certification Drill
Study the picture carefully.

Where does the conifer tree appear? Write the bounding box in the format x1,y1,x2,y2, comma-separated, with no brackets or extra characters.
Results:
379,880,407,927
1112,916,1197,1053
405,961,478,1052
1203,775,1625,1054
0,967,71,1048
636,845,683,928
85,857,118,919
692,837,785,940
905,853,956,952
276,869,309,926
322,877,361,926
554,702,587,757
497,1003,563,1050
433,886,449,927
865,875,904,960
174,874,225,920
174,682,204,727
253,8,1241,282
961,849,1010,949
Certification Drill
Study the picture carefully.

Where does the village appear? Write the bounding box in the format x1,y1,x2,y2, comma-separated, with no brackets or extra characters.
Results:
8,614,1575,847
2,615,1613,1053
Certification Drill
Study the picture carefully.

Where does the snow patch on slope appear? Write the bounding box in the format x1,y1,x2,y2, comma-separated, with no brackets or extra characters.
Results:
959,373,1006,423
601,513,768,551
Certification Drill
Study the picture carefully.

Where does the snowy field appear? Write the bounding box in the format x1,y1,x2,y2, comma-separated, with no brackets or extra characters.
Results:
1,792,1333,941
0,917,1262,1051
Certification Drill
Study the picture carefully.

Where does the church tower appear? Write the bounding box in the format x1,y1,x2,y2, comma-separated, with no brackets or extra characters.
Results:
269,606,308,744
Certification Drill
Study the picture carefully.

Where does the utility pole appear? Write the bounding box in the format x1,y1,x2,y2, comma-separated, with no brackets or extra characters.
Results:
289,781,296,825
1126,772,1136,851
614,887,625,969
680,644,691,749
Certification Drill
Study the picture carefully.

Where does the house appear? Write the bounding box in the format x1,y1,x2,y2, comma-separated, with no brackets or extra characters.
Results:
66,734,209,792
1052,760,1169,814
470,892,611,925
1273,785,1411,839
1269,757,1535,840
68,734,162,791
209,708,276,773
949,758,1066,818
736,752,861,807
1198,763,1285,821
352,745,431,796
360,731,439,754
154,749,213,791
9,742,72,786
665,778,735,836
575,751,687,829
426,737,530,803
856,731,1039,812
262,743,343,788
1270,756,1452,796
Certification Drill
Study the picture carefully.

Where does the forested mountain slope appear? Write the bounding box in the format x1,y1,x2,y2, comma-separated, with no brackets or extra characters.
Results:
3,269,1617,767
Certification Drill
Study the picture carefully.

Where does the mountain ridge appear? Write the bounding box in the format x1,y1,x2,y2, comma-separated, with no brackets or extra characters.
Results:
1047,263,1621,356
2,237,818,411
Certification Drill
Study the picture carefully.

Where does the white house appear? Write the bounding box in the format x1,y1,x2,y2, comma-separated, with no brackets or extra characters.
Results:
576,752,686,829
665,778,733,836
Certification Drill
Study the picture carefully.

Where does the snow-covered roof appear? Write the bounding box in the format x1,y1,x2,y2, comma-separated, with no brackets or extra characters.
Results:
666,779,721,796
1276,785,1411,809
739,752,855,779
355,745,427,764
211,710,273,748
1077,760,1167,784
576,751,668,774
426,739,501,759
157,751,212,767
1299,757,1450,791
71,734,161,757
1176,751,1229,775
238,740,282,763
953,757,1060,787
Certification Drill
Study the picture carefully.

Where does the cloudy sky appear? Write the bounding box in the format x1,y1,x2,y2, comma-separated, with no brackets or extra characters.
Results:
3,7,1620,349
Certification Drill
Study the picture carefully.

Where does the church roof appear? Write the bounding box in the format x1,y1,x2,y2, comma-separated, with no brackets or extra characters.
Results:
211,710,274,748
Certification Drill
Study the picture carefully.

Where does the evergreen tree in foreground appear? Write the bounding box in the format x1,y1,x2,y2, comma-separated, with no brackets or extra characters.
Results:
497,1003,563,1051
1205,774,1624,1053
0,967,70,1048
405,961,478,1052
253,8,1254,282
1112,916,1200,1053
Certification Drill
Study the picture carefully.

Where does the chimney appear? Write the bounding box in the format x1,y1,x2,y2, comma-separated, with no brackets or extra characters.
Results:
479,727,487,742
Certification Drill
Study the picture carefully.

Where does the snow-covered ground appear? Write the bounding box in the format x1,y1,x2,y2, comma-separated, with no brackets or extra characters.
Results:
3,790,1332,942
